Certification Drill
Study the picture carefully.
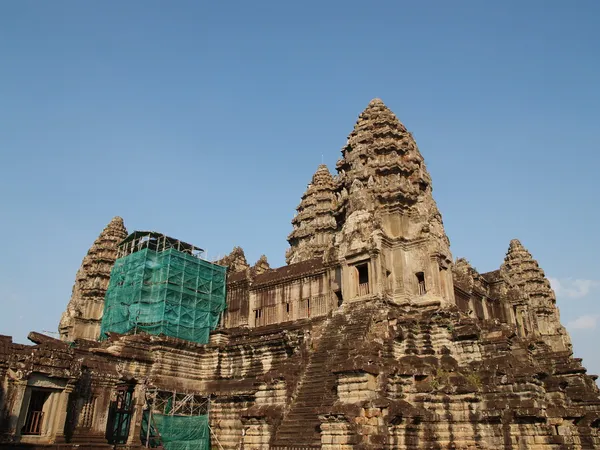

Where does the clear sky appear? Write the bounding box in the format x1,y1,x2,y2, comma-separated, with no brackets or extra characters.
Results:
1,1,599,375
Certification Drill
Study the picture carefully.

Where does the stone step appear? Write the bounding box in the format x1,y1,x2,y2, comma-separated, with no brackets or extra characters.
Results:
273,310,375,446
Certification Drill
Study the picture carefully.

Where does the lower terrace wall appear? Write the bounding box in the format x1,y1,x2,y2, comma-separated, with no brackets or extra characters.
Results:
0,319,318,450
2,300,600,450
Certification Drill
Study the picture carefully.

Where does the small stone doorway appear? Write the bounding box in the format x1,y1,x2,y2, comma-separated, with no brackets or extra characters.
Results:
22,390,50,435
106,383,135,444
355,263,370,296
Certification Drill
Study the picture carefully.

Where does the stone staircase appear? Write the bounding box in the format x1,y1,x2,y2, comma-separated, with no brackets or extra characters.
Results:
272,307,373,447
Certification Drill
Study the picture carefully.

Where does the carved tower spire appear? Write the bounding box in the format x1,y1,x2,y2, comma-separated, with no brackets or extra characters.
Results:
501,239,572,352
333,99,454,304
336,98,449,251
59,216,128,341
217,246,250,273
252,255,271,276
286,164,337,264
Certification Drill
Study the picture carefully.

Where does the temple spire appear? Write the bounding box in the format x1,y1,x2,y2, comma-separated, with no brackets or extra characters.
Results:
252,255,271,276
217,246,250,273
501,239,572,352
335,99,449,255
336,98,429,209
59,216,128,341
328,99,456,304
286,164,337,264
502,239,549,288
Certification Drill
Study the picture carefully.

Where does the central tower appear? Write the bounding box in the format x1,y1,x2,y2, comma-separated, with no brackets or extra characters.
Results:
287,99,454,306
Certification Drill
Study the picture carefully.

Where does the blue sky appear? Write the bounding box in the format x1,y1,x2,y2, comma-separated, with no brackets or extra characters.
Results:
1,1,599,375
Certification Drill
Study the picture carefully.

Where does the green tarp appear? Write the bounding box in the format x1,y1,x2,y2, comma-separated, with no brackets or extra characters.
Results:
100,247,227,344
142,411,210,450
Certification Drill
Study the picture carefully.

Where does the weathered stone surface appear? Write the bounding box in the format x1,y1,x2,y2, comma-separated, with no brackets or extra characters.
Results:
286,164,337,265
252,254,271,276
335,98,450,259
501,239,572,352
217,246,250,273
1,99,599,450
58,217,127,342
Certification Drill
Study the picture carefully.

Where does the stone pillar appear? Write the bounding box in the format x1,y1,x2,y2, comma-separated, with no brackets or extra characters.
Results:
482,297,489,320
341,262,354,301
50,386,73,443
369,251,380,297
85,381,113,443
429,255,442,298
6,380,28,438
126,384,144,446
0,367,8,432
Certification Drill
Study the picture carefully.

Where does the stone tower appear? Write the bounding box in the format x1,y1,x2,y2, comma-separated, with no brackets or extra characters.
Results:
217,246,250,273
501,239,572,352
333,98,454,304
286,164,337,264
58,216,128,341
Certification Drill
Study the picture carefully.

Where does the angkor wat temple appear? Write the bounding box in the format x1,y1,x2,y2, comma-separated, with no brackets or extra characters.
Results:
1,99,599,449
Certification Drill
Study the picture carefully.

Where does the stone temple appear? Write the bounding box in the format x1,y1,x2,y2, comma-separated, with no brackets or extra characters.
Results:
1,99,600,450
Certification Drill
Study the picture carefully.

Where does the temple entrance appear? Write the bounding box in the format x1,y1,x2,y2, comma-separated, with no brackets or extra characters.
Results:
106,383,135,445
22,390,50,435
355,263,370,297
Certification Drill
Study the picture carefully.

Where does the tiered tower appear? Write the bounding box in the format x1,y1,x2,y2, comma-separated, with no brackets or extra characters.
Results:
501,239,572,352
286,164,337,264
58,216,128,341
286,99,454,304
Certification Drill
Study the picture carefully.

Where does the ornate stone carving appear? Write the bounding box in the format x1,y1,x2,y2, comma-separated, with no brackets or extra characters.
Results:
2,100,599,450
286,164,337,265
252,255,271,276
217,246,250,273
501,239,572,351
58,217,127,342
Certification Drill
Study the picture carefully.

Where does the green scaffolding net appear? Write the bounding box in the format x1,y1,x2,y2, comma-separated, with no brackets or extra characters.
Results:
100,247,227,344
141,411,210,450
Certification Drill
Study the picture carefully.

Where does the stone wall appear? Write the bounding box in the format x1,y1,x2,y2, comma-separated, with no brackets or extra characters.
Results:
2,99,599,450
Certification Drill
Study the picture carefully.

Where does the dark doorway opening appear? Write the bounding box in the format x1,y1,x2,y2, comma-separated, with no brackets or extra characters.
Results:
22,390,50,435
356,263,369,296
106,383,135,445
335,291,343,307
416,272,426,295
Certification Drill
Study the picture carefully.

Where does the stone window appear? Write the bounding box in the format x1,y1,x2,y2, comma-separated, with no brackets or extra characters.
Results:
311,295,328,317
79,395,95,429
416,272,426,295
513,306,528,336
22,390,50,435
254,309,263,327
355,263,370,296
299,298,310,319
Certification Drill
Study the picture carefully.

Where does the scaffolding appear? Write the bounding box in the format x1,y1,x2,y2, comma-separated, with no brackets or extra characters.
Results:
100,231,227,344
142,389,211,450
